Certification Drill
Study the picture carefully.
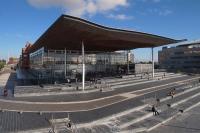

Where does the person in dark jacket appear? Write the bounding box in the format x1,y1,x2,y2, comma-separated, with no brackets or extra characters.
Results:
152,105,159,115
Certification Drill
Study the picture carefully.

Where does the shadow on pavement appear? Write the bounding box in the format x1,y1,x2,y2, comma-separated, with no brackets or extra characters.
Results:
4,72,17,96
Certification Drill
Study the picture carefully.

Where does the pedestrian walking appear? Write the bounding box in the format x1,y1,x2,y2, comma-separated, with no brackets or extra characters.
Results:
168,88,175,99
170,89,175,99
67,120,72,129
3,88,8,97
152,105,159,116
152,105,155,115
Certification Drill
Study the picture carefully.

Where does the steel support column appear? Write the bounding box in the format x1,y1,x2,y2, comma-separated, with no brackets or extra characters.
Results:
82,41,85,91
64,48,67,78
152,47,154,78
127,50,130,74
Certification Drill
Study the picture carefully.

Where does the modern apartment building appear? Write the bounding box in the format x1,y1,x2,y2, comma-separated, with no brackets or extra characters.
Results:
158,40,200,72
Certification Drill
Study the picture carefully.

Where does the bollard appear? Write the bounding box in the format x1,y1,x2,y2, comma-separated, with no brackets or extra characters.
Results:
76,86,79,90
18,111,23,114
38,111,43,115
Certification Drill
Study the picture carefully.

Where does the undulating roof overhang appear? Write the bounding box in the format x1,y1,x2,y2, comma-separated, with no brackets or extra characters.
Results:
29,15,180,53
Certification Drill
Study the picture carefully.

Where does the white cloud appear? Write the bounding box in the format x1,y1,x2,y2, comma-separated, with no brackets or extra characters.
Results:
159,9,172,16
141,0,160,3
148,8,173,16
27,0,129,17
96,0,128,11
107,14,133,20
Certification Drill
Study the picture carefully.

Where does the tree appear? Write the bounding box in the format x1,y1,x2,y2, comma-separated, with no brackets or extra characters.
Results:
0,61,6,71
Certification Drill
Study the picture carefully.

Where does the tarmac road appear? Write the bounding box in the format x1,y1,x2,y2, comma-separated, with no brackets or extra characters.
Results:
0,76,198,113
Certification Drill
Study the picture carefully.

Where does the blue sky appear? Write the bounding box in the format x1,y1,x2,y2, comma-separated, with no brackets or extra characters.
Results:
0,0,200,61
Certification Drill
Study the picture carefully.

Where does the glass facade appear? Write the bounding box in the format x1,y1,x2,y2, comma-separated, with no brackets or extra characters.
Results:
30,47,134,80
30,47,44,70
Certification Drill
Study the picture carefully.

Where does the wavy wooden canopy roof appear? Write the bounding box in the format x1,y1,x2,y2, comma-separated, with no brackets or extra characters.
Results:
30,15,180,53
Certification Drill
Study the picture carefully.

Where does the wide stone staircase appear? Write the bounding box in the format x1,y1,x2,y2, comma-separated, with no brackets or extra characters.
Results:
14,72,186,97
105,72,187,89
60,82,200,133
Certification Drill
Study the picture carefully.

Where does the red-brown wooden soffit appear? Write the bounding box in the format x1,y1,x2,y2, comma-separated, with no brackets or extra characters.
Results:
30,15,180,53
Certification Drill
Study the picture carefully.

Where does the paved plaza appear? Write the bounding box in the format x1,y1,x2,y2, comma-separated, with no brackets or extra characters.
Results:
150,105,200,133
0,70,200,132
